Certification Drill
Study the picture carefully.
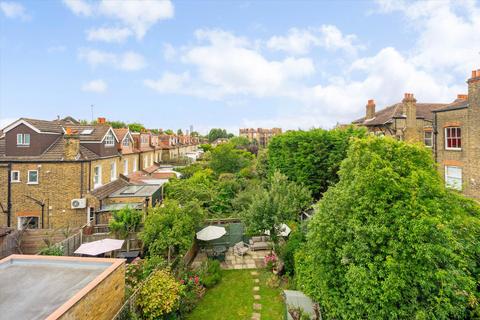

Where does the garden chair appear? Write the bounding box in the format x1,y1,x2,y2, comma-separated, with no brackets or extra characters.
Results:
233,241,250,256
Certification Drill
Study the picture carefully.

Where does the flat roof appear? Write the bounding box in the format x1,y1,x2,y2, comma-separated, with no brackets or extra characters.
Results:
0,255,124,320
109,184,162,198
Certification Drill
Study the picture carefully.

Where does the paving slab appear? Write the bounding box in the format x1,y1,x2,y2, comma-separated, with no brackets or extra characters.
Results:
251,313,261,320
253,286,260,292
253,303,262,310
254,295,261,300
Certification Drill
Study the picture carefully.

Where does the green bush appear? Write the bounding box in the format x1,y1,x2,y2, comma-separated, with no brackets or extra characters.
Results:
297,137,480,319
200,259,222,288
38,245,63,256
279,229,305,276
136,269,182,319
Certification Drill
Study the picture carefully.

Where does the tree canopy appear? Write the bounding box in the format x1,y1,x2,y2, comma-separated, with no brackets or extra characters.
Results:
267,126,366,198
140,199,204,262
296,137,480,319
128,122,146,132
241,171,312,244
209,143,254,175
207,128,232,142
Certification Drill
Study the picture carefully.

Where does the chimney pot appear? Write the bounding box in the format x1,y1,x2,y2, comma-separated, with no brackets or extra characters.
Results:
66,127,72,135
457,94,468,100
472,70,477,78
97,117,106,124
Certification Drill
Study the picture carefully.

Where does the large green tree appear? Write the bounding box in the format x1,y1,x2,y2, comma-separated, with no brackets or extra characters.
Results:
109,207,143,252
209,143,254,175
267,126,366,198
140,199,204,262
207,128,230,142
241,171,312,244
296,137,480,319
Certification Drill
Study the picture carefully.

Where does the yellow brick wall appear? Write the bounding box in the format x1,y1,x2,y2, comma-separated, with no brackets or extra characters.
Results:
435,108,469,195
119,153,139,176
7,162,90,229
91,157,121,190
139,151,155,170
0,165,8,226
59,262,125,320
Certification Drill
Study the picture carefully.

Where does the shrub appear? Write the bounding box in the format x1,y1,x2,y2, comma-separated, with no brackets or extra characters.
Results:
279,229,305,276
136,269,182,319
297,137,480,319
200,259,222,288
38,245,63,256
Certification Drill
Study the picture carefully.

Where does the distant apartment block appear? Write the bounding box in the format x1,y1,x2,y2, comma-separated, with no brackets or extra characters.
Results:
352,69,480,200
239,128,282,147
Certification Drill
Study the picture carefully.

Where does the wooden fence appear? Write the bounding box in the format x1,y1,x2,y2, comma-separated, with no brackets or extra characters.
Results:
0,230,20,259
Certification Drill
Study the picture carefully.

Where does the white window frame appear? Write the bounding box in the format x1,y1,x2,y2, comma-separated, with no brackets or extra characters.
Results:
27,170,38,184
133,158,137,172
11,170,20,182
110,161,117,182
16,133,30,146
123,159,128,175
104,132,115,147
445,166,462,191
93,166,102,188
424,131,433,148
143,156,148,169
141,135,148,144
122,137,129,147
445,127,461,150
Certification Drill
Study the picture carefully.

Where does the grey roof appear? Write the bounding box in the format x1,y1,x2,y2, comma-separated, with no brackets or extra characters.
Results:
109,184,162,198
98,203,143,212
0,137,102,162
91,178,130,200
432,98,469,113
353,102,447,126
283,290,316,320
63,124,112,142
21,118,64,133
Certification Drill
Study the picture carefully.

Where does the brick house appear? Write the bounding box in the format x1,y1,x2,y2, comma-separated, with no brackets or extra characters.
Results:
239,128,282,147
0,118,121,229
432,69,480,200
352,95,446,145
131,132,155,171
0,118,166,229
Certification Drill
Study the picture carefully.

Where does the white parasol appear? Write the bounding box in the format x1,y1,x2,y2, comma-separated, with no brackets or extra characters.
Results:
196,225,226,241
74,238,124,256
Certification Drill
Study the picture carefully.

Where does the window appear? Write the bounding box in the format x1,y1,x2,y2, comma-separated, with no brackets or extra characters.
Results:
123,159,128,175
445,166,462,190
110,161,117,181
133,158,137,172
122,137,129,147
16,133,30,146
11,171,20,182
143,156,148,169
141,136,148,144
104,132,115,147
27,170,38,184
424,131,433,147
93,166,102,188
18,216,39,230
445,127,461,150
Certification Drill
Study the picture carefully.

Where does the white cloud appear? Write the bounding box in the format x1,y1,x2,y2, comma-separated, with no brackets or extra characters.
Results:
82,79,107,93
118,51,146,71
144,72,191,94
163,43,176,60
86,27,133,43
267,25,362,55
98,0,174,39
147,29,315,98
64,0,174,40
62,0,92,16
78,48,146,71
0,1,30,20
145,0,480,130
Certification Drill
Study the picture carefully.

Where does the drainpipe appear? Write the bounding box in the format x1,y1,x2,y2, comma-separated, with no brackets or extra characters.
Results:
434,112,438,163
80,162,84,198
7,163,12,228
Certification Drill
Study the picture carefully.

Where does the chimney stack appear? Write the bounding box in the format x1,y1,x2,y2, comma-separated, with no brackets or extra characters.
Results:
467,69,480,109
457,94,468,100
402,93,419,142
97,117,106,124
64,128,80,160
366,99,376,119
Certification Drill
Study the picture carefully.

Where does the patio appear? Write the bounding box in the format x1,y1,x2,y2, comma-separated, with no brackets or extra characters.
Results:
191,247,269,270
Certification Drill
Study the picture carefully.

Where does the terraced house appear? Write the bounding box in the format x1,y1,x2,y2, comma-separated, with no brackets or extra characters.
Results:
0,117,178,230
353,69,480,200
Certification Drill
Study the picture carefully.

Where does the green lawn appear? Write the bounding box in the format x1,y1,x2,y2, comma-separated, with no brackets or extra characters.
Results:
186,269,285,320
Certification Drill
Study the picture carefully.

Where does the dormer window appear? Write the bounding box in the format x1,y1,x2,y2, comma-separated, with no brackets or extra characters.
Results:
17,133,30,146
104,132,115,147
122,137,129,147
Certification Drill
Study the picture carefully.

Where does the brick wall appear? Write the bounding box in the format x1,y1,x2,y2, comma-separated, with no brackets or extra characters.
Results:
467,75,480,199
59,261,125,320
0,165,8,226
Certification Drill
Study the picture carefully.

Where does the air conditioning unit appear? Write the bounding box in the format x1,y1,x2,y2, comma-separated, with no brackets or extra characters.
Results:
71,198,87,209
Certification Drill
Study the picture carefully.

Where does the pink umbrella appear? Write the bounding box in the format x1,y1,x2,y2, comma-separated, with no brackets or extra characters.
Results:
74,238,124,256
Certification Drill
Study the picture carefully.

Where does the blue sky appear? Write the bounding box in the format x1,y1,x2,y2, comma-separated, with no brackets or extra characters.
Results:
1,0,479,134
